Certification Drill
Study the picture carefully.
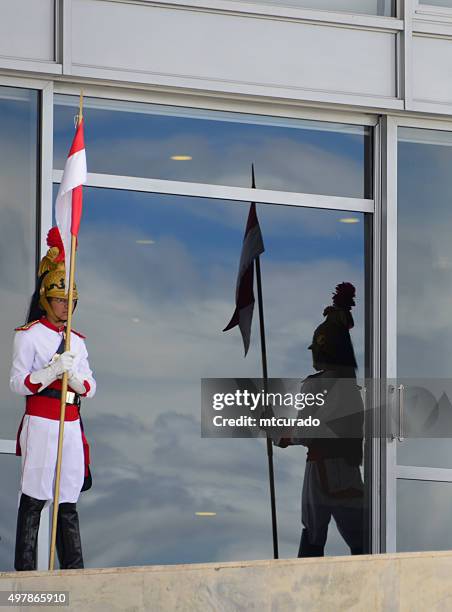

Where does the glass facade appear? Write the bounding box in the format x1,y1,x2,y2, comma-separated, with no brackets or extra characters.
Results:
0,0,452,577
1,88,373,570
398,127,452,468
395,127,452,552
54,96,372,199
58,187,368,567
0,86,38,440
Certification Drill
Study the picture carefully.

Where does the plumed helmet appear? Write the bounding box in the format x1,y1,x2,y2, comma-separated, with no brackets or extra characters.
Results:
38,227,78,317
309,282,357,370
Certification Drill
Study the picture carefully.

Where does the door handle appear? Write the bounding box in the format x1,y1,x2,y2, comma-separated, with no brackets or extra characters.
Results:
389,384,405,442
397,384,405,442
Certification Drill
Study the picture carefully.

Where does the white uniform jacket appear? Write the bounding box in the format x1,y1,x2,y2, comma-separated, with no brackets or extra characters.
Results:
10,317,96,503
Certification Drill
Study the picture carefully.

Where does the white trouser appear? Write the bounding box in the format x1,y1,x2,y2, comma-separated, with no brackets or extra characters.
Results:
19,415,84,504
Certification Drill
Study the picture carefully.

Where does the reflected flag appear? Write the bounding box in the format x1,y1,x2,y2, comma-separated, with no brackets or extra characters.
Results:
223,168,264,355
55,118,87,290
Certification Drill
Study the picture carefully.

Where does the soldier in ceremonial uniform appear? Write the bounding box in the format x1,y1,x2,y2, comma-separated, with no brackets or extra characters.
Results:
278,282,365,557
10,227,96,571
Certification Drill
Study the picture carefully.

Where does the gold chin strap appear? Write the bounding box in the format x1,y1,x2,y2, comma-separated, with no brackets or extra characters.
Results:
39,291,58,321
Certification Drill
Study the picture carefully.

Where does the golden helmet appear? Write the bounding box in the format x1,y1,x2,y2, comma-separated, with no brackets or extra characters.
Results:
38,227,78,317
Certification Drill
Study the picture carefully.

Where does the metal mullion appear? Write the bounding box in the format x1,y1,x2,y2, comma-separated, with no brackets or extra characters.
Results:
53,171,374,213
0,75,52,91
381,115,398,553
402,0,414,110
396,115,452,130
37,82,54,571
40,83,54,260
397,465,452,482
0,440,16,454
52,82,378,127
369,119,383,555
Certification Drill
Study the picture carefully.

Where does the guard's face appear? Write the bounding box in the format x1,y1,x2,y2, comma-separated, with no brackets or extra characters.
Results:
49,297,75,321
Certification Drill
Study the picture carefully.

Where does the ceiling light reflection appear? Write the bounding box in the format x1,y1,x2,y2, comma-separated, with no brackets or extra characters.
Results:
339,218,360,224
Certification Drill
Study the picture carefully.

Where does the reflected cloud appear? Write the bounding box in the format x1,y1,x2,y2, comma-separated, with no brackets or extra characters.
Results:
54,102,369,199
72,189,365,566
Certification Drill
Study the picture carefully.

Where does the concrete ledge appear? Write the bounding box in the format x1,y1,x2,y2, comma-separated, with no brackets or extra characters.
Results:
2,551,452,611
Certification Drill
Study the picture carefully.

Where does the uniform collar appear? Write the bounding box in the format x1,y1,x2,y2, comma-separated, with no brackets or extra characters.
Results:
39,317,65,333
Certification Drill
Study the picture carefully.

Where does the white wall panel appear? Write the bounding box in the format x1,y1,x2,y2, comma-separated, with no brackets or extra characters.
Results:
413,35,452,105
71,0,396,101
0,0,55,62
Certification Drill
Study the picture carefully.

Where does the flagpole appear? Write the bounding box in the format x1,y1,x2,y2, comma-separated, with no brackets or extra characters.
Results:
251,164,278,560
48,93,83,571
255,255,279,560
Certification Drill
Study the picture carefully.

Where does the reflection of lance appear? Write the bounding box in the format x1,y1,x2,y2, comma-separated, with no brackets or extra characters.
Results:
223,164,279,559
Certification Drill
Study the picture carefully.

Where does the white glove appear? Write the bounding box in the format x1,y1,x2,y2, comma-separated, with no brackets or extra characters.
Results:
29,351,75,392
53,352,75,377
67,371,87,395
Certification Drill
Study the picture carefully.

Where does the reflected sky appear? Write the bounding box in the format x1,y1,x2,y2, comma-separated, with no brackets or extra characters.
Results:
0,86,38,440
398,128,452,468
54,96,371,199
59,187,367,567
397,479,452,552
397,129,452,491
398,127,452,381
230,0,393,16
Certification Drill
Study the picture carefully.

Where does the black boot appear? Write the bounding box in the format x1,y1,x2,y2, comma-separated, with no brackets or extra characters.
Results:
298,528,325,558
56,503,84,569
15,494,46,571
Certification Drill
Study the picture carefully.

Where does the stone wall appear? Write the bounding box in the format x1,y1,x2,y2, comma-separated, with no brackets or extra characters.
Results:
1,551,452,611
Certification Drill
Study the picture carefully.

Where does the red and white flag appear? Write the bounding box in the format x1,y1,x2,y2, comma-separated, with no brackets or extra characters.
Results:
55,118,87,291
223,196,264,356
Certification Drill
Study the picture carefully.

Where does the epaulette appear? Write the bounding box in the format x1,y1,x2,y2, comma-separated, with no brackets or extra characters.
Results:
15,320,40,332
72,329,86,339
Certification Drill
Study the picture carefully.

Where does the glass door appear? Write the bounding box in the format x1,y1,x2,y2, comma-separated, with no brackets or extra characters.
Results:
385,123,452,552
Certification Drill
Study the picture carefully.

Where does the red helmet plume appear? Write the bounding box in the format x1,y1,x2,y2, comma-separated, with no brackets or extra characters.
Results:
332,282,356,311
46,227,65,262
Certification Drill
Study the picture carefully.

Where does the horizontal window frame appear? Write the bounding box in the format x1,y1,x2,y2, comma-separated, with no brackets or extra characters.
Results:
53,171,374,213
397,465,452,482
53,82,379,128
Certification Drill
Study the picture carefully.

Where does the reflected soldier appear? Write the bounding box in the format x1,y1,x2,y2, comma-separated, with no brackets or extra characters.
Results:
279,282,364,557
10,227,96,571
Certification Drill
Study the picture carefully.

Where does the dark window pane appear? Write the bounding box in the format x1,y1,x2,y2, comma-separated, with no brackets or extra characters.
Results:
0,86,38,439
61,186,369,566
54,96,372,199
